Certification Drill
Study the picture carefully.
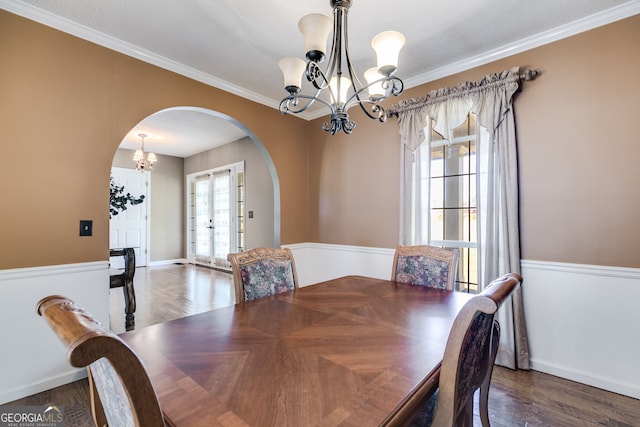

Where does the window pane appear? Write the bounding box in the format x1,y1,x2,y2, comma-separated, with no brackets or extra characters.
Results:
444,209,465,241
465,140,476,175
430,148,444,177
430,209,444,241
430,177,443,208
457,247,469,284
444,176,465,208
468,247,478,285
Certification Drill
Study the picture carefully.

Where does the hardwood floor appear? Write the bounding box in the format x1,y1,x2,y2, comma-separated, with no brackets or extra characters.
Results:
4,264,639,426
109,262,234,333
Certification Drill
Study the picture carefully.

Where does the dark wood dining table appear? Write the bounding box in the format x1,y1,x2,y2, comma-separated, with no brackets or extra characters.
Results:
120,275,474,427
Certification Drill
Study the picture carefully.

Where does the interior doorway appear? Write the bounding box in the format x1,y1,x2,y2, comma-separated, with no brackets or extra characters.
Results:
109,167,150,267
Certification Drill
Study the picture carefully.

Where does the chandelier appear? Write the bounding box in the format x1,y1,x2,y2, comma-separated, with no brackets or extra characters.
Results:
133,133,157,171
278,0,405,135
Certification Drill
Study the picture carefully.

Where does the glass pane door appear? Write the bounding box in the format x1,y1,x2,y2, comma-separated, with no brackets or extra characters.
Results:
194,174,213,264
212,170,231,268
188,162,244,270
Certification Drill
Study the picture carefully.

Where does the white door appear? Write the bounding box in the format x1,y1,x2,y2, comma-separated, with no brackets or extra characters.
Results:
110,167,150,267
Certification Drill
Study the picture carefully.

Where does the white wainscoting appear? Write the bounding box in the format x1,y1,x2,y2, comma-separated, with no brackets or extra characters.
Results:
0,262,109,404
286,243,640,399
521,260,640,400
3,248,638,403
284,243,396,287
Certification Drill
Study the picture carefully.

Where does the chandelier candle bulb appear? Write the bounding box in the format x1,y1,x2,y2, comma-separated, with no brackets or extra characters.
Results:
279,57,306,93
364,67,385,101
371,31,405,76
329,76,351,106
298,13,332,62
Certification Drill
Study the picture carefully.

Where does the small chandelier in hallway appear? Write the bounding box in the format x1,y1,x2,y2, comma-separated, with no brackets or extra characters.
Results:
133,133,157,171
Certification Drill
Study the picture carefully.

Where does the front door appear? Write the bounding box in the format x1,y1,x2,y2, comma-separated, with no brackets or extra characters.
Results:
110,167,149,267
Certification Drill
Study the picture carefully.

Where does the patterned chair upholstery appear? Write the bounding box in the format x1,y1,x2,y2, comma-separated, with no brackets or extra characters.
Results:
391,245,460,290
227,247,299,303
410,273,522,427
37,295,165,427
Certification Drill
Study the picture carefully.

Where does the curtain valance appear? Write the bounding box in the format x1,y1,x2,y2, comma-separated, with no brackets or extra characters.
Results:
392,67,521,150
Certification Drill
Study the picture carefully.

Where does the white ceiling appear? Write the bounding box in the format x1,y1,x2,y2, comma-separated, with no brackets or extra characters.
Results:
3,0,639,157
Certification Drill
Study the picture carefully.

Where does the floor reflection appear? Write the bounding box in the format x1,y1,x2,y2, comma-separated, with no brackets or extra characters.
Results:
110,263,234,333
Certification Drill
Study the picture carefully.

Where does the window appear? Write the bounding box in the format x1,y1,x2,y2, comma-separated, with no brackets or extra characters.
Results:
415,113,487,293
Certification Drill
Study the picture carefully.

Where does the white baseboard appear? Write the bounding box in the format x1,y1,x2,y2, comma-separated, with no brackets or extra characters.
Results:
2,369,88,405
529,358,640,400
149,258,188,266
0,262,109,404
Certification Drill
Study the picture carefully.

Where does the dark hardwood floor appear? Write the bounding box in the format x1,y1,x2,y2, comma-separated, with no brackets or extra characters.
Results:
109,262,234,333
4,264,639,426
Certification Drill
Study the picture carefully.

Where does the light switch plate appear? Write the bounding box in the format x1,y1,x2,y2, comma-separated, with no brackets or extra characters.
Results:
79,220,93,236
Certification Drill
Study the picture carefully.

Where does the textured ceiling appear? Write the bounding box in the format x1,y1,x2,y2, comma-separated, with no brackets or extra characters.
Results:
3,0,638,156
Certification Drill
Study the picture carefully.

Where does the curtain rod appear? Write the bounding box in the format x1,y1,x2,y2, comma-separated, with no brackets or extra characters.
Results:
387,68,539,117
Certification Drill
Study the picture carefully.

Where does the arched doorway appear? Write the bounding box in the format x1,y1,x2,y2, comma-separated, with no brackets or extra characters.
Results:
111,106,281,266
109,106,282,331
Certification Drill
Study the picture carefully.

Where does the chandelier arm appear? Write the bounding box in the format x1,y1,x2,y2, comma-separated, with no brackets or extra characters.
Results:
280,92,337,115
342,75,405,121
307,62,331,91
339,77,387,109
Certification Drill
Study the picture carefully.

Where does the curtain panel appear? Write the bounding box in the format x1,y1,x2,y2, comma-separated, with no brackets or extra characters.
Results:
392,67,530,370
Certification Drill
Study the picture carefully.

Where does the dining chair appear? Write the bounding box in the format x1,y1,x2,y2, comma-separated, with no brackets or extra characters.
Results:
37,295,165,427
410,273,522,427
227,247,299,302
391,245,460,290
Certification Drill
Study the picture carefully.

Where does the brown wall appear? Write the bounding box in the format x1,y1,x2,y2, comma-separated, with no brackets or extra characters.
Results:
309,15,640,268
0,10,309,269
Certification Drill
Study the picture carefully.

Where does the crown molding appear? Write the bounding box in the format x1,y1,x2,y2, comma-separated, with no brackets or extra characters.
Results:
403,1,640,90
0,0,288,112
2,0,638,123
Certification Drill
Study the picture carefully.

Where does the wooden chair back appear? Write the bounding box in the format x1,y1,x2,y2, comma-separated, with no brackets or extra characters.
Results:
37,295,165,427
227,247,299,302
391,245,460,290
432,273,522,427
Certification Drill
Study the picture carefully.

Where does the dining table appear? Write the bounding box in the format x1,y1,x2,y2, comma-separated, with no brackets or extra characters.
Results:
120,275,474,427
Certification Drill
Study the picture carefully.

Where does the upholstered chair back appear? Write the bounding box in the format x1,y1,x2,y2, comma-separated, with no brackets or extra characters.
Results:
392,245,460,290
228,247,299,302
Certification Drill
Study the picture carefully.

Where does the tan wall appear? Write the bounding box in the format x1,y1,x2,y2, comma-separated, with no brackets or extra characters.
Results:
0,10,309,269
3,10,638,270
309,15,640,268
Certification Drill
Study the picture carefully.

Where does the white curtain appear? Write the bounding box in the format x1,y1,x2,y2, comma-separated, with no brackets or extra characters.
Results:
393,67,530,370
